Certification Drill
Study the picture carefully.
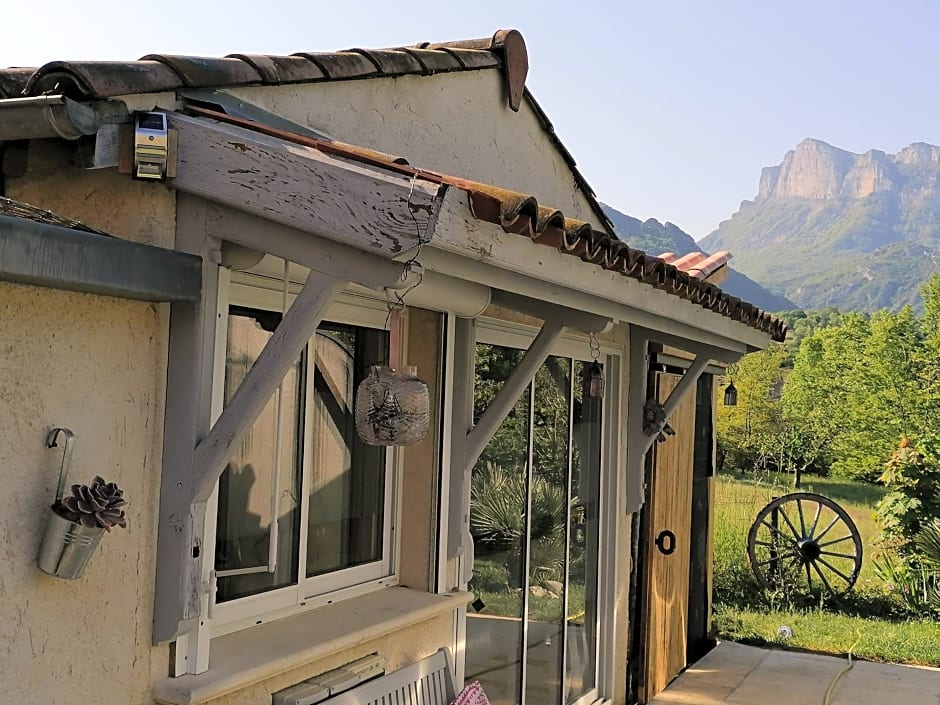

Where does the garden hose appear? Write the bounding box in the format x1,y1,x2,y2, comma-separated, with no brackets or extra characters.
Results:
822,628,863,705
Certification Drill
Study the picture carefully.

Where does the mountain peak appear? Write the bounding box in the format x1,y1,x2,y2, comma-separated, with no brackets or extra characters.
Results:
758,139,940,202
702,138,940,312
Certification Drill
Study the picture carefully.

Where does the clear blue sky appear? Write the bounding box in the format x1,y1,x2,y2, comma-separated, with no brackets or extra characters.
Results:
5,1,940,239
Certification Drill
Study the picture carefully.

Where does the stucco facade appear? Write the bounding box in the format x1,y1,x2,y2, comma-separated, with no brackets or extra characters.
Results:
0,166,173,703
0,30,775,705
225,71,605,231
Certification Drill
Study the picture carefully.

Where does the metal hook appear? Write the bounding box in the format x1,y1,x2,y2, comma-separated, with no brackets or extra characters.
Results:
46,427,76,503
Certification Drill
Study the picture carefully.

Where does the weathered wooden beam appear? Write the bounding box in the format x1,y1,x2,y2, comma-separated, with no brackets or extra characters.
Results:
641,354,709,456
625,332,650,515
464,319,565,475
489,289,611,333
153,197,219,647
191,271,343,502
167,112,446,257
203,203,407,290
631,326,743,364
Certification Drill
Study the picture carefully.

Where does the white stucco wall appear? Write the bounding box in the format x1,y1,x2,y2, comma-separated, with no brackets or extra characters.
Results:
0,167,174,703
225,70,607,231
0,63,621,701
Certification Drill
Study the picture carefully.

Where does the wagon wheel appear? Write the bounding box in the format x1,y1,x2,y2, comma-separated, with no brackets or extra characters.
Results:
746,492,863,597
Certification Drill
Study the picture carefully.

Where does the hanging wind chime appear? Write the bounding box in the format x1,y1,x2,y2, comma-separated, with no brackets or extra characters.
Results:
355,307,430,446
586,332,605,398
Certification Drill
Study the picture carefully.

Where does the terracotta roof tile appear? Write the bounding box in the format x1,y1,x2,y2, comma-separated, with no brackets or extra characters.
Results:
0,67,35,98
139,55,264,88
0,29,522,107
23,60,185,99
346,49,425,75
180,103,779,342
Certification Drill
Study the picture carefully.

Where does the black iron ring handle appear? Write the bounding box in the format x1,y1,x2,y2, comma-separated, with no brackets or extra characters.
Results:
655,530,676,555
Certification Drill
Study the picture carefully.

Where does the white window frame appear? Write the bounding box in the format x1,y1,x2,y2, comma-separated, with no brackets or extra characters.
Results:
206,272,403,638
457,316,623,705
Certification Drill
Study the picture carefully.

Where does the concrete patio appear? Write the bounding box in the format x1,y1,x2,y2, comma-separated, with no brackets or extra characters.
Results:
650,641,940,705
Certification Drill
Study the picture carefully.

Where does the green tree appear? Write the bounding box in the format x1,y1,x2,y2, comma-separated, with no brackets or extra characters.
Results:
716,345,788,474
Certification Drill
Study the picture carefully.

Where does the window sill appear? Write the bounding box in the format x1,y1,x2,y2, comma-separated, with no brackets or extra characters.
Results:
153,588,472,705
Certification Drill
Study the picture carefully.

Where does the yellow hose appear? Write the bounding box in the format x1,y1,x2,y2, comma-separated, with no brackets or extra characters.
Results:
822,628,864,705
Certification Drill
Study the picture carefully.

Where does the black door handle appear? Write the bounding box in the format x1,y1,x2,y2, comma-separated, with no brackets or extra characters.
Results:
655,530,677,555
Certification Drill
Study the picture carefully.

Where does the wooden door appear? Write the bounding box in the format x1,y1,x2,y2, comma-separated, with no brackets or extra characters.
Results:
641,371,698,702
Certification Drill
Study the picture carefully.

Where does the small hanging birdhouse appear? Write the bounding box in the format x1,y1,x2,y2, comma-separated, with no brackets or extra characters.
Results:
355,365,430,446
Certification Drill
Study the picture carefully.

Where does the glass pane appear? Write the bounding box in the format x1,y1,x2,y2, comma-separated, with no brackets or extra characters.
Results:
216,308,302,602
525,357,571,705
465,343,530,705
565,361,602,702
306,324,388,577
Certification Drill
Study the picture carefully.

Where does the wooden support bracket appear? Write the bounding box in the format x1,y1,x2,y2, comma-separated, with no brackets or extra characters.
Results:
626,330,741,515
640,354,709,457
192,272,343,502
464,319,566,474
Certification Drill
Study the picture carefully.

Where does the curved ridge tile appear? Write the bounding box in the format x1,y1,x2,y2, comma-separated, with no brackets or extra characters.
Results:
140,55,262,88
0,67,35,97
25,60,184,98
291,51,379,80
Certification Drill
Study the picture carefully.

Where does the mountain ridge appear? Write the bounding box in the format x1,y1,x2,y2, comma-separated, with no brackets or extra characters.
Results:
700,138,940,312
600,204,796,312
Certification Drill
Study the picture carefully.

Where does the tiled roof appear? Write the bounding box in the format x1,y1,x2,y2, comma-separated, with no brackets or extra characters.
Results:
0,30,526,106
0,29,616,238
659,251,733,280
180,105,786,342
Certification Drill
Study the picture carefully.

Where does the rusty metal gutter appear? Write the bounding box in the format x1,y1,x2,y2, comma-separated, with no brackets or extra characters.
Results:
0,95,128,141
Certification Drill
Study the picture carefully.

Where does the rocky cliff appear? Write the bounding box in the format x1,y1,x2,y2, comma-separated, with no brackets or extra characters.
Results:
700,139,940,311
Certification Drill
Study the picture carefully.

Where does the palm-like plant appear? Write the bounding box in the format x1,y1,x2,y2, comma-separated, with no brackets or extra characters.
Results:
470,462,569,586
914,520,940,609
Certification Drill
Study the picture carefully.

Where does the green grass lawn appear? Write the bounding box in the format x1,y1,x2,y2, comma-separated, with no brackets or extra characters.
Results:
712,470,940,666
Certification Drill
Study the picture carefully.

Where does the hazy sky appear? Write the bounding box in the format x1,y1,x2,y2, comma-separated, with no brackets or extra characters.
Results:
5,1,940,238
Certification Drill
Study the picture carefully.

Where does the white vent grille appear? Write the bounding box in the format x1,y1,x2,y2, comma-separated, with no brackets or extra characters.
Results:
272,654,386,705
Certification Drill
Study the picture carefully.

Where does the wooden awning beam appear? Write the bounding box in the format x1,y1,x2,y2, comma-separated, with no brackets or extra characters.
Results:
167,112,445,258
640,354,709,456
625,332,744,515
489,289,612,334
464,318,566,474
191,272,343,502
203,204,408,291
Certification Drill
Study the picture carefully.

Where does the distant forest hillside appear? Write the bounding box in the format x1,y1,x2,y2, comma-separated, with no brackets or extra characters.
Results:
601,204,795,312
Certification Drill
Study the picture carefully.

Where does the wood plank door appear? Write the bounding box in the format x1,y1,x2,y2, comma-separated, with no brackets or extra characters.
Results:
640,371,698,702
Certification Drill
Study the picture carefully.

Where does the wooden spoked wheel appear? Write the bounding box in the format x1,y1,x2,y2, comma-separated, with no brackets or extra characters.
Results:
746,492,863,597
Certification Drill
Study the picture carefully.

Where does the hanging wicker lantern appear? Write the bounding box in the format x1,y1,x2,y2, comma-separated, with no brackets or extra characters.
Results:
355,365,430,446
587,361,605,398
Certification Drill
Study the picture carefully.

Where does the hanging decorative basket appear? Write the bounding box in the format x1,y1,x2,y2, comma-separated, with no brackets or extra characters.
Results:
355,365,430,446
38,511,105,580
37,428,127,580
